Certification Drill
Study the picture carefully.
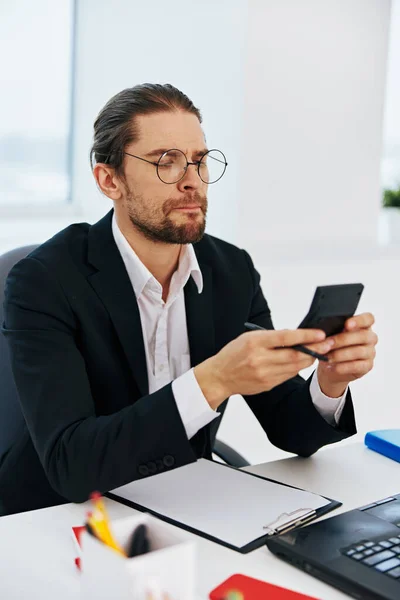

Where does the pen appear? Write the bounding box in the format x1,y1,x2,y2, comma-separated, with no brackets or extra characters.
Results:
244,322,329,362
127,523,150,558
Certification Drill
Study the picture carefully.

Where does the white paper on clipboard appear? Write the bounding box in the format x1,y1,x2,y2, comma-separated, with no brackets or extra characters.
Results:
111,459,330,549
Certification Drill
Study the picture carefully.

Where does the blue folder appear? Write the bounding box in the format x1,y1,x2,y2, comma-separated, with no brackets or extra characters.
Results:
364,429,400,463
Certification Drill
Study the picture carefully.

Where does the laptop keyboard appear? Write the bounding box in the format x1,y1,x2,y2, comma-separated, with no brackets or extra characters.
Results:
341,534,400,580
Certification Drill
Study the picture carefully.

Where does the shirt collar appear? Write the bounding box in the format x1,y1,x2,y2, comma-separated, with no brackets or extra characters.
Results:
111,213,203,299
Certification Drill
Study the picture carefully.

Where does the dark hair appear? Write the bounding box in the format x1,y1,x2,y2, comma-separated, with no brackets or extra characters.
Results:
89,83,202,176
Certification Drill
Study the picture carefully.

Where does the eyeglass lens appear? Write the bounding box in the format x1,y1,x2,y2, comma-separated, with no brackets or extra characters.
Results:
157,149,227,184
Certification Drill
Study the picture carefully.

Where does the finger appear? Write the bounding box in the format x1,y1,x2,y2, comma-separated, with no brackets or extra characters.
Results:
273,328,326,348
327,359,372,377
268,346,318,368
345,312,375,331
328,329,378,350
301,339,336,354
279,357,318,379
328,344,376,364
251,344,316,370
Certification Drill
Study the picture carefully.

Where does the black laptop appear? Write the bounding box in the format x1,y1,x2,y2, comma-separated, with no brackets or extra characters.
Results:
266,493,400,600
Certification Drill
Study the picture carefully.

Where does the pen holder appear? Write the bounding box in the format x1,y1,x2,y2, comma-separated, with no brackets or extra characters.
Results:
79,513,196,600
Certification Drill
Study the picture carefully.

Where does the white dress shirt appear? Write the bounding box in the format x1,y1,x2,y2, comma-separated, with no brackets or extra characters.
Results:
112,215,347,440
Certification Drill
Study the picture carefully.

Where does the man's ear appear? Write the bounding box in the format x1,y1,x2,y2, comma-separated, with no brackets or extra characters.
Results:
93,163,124,200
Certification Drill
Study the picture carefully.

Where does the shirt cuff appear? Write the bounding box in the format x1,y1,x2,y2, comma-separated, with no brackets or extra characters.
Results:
171,368,220,440
309,370,348,426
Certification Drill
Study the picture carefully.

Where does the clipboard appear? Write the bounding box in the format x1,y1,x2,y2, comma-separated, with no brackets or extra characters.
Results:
107,459,341,554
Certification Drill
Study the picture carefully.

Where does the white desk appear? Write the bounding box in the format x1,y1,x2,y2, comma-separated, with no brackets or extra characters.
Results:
0,442,398,600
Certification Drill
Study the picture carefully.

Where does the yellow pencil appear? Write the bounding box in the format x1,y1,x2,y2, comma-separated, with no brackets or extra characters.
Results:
88,492,126,556
87,512,125,556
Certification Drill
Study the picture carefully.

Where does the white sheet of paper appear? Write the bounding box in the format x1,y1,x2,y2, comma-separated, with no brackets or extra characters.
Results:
111,459,330,548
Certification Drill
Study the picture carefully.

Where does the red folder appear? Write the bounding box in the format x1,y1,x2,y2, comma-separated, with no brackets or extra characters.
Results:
209,574,320,600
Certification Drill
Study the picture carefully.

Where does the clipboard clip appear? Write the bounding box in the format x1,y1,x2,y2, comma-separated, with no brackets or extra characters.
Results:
263,507,317,536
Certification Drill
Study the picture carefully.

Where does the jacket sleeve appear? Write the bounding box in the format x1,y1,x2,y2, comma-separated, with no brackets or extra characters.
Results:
2,257,197,503
241,250,356,457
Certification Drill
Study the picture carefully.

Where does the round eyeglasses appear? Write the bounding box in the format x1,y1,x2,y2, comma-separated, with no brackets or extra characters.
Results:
123,148,228,185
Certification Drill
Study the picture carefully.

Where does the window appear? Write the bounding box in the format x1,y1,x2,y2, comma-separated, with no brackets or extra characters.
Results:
0,1,75,207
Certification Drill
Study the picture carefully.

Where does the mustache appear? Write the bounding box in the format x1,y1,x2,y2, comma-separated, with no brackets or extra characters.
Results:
163,192,207,215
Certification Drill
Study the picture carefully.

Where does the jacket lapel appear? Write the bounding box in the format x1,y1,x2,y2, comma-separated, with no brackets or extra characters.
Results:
86,211,149,396
184,261,215,369
184,260,216,459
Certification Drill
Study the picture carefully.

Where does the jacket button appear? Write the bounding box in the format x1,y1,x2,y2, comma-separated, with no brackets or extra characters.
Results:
155,459,164,472
163,455,175,468
147,461,157,475
138,465,149,476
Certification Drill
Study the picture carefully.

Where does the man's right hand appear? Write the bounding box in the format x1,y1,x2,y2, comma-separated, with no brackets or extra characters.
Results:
194,328,333,410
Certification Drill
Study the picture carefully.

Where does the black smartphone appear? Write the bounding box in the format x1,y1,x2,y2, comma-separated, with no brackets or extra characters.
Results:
298,284,364,337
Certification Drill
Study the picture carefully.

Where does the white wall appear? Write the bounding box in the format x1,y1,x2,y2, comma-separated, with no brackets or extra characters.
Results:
382,0,400,187
237,0,391,256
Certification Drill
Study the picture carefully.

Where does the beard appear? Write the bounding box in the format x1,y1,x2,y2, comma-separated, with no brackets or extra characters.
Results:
125,190,207,244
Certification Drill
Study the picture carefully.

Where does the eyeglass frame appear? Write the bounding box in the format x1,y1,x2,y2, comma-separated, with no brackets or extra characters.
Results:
122,148,228,185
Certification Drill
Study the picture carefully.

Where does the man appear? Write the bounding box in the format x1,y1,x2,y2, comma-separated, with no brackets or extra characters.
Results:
1,84,377,515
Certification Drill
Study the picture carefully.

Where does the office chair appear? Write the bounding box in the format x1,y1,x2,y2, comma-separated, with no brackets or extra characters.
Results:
212,439,249,468
0,245,249,469
0,245,38,464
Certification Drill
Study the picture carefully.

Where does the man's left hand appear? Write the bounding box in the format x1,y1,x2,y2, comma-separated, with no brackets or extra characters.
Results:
317,312,378,398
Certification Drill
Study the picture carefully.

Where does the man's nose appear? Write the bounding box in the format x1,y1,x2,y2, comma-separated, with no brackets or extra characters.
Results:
176,163,203,192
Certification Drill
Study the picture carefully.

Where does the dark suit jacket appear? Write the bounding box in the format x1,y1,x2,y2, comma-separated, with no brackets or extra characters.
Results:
0,210,356,515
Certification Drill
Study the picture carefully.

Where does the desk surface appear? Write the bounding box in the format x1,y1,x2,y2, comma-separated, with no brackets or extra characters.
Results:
0,442,398,600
